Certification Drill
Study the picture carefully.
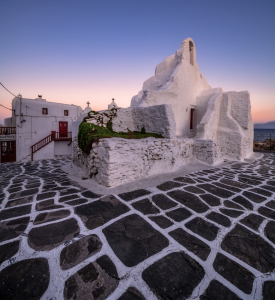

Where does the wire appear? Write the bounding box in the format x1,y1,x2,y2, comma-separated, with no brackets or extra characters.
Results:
26,105,58,117
0,104,13,111
25,105,74,121
0,82,19,98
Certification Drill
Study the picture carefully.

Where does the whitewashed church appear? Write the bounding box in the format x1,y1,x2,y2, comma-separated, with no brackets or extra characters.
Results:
73,38,254,187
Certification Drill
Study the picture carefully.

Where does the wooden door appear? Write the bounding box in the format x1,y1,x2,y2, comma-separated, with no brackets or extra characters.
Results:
59,121,68,138
1,141,16,163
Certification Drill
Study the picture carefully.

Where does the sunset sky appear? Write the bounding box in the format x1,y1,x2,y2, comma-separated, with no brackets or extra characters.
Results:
1,0,274,124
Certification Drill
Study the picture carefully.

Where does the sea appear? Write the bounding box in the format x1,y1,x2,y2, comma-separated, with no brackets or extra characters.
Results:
254,129,275,142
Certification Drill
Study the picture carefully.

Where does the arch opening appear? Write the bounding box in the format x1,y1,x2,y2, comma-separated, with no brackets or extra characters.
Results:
189,41,194,66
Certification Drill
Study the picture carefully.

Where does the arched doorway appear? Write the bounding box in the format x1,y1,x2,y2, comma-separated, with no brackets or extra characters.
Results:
189,41,194,66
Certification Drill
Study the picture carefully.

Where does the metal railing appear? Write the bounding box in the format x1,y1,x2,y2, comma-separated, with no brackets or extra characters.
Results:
0,127,16,135
30,134,53,161
53,131,72,140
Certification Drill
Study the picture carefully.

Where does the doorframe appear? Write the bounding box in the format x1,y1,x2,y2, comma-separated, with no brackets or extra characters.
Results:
59,121,68,133
1,140,16,163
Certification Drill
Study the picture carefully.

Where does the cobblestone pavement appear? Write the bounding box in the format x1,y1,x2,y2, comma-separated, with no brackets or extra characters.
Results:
0,154,275,300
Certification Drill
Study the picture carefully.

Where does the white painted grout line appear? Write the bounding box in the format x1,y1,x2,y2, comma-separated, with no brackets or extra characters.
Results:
0,155,275,300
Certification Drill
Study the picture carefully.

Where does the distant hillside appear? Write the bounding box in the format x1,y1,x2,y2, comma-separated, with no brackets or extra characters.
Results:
254,121,275,129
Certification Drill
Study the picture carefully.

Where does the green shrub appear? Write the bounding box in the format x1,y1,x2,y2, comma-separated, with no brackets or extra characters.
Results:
140,126,146,134
78,122,163,154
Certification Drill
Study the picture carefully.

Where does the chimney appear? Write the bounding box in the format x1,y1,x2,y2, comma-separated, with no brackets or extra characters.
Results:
35,95,46,101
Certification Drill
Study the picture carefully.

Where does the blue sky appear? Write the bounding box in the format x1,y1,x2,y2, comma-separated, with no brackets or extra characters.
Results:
1,0,274,123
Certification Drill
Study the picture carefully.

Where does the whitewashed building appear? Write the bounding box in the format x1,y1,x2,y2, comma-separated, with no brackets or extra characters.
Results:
1,95,83,163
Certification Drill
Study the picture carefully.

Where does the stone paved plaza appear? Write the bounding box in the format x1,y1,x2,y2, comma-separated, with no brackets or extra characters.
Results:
0,154,275,299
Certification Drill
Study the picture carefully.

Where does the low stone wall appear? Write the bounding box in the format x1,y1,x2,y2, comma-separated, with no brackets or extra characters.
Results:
193,139,221,165
72,137,88,168
85,104,176,138
73,137,193,187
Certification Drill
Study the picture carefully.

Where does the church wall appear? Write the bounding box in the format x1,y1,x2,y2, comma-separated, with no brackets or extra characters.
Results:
194,91,254,163
130,38,211,138
71,37,254,187
73,137,194,187
72,112,88,139
84,104,176,139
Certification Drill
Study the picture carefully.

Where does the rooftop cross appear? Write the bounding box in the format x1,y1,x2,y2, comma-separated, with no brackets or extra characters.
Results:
86,101,90,106
112,98,115,101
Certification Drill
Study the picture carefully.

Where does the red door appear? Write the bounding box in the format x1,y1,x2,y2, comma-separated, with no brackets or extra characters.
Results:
1,141,16,163
59,122,68,138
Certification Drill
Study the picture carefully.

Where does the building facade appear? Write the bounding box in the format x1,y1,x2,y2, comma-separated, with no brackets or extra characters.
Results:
0,95,83,163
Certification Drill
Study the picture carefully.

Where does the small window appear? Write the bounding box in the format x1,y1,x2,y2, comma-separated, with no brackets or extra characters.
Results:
42,108,48,115
64,110,69,116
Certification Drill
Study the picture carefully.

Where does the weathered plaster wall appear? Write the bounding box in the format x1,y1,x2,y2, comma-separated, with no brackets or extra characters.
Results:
73,137,193,187
8,97,82,161
84,104,176,138
196,91,223,141
194,90,254,164
4,117,13,127
54,141,72,156
130,38,211,137
73,90,253,186
195,88,223,135
193,139,221,165
33,141,55,161
72,137,88,168
112,108,135,132
131,105,176,139
229,91,254,158
72,113,88,139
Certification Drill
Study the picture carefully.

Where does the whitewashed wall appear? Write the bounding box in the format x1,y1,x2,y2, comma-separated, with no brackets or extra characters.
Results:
73,137,194,187
194,90,254,164
84,104,176,138
130,38,211,137
7,97,82,161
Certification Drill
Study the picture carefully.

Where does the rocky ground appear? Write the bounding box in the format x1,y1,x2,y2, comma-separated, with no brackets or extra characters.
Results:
254,139,275,151
0,154,275,300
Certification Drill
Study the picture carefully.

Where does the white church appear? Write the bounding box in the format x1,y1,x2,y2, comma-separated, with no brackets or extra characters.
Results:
73,38,254,187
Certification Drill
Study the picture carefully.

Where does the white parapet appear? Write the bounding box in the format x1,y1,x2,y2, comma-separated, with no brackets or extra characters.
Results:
73,137,193,187
84,104,176,139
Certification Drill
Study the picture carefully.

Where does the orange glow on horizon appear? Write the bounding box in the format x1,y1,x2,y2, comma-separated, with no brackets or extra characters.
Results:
1,81,274,125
